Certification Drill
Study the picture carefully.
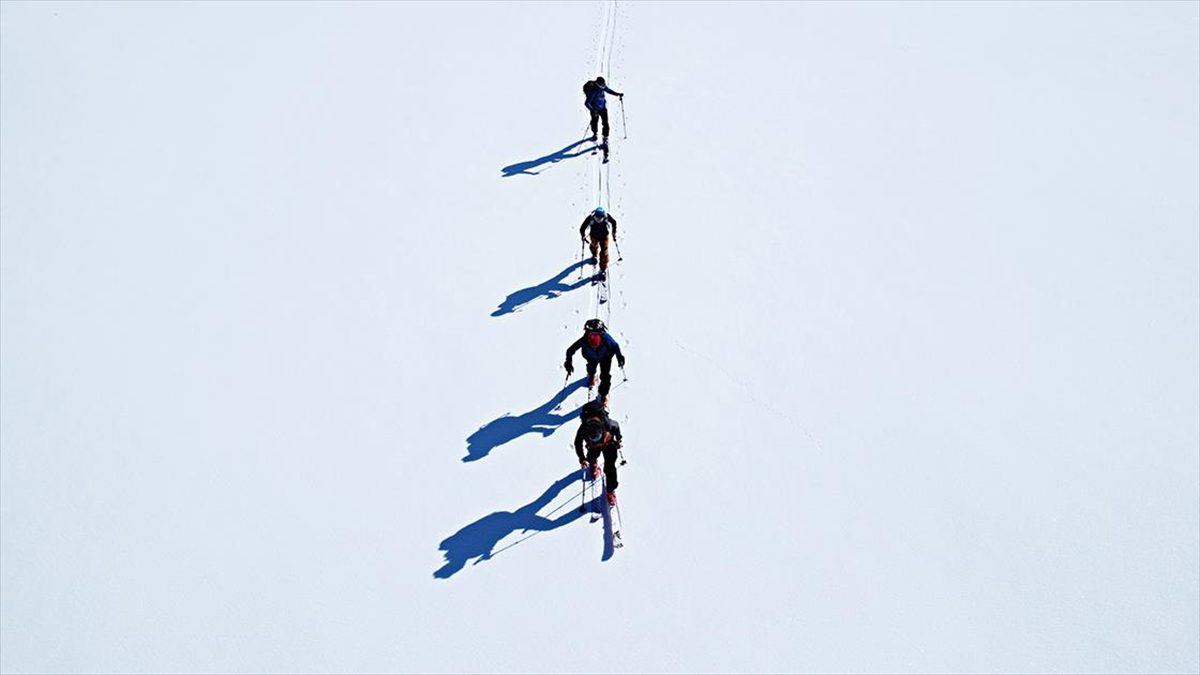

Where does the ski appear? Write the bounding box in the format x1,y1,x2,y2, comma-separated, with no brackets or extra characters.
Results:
601,476,623,551
612,497,624,548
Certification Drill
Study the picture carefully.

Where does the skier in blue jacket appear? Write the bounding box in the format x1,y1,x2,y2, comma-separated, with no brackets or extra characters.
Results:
582,76,624,142
563,319,626,404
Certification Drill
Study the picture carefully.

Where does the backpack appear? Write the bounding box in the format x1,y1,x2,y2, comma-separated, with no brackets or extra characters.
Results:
589,217,609,240
583,80,601,110
580,410,609,447
580,399,608,422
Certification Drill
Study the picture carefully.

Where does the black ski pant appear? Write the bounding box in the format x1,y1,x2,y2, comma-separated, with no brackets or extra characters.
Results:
586,442,619,491
588,108,610,140
585,356,614,397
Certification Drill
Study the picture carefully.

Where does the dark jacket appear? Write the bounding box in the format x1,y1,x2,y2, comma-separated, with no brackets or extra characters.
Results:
580,214,618,242
574,416,622,461
584,80,623,111
566,331,623,365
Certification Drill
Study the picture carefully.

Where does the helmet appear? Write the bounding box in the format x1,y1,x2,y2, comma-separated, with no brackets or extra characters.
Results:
592,206,606,219
586,333,602,348
584,421,605,444
584,319,606,332
596,76,606,86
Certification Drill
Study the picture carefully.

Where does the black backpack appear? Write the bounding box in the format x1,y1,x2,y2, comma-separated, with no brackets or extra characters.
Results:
589,216,610,240
583,80,598,97
581,404,609,446
580,399,608,422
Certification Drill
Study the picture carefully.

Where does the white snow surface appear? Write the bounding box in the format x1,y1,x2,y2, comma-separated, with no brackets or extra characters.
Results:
2,1,1198,672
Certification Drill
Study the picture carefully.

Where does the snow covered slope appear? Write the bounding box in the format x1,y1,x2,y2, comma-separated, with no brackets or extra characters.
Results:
2,2,1197,672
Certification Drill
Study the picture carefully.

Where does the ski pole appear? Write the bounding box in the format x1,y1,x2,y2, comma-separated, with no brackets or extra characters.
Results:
613,237,624,262
620,365,628,383
579,466,588,513
620,97,628,140
590,462,600,522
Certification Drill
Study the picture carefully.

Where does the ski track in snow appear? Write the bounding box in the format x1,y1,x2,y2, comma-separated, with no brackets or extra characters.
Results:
461,0,627,568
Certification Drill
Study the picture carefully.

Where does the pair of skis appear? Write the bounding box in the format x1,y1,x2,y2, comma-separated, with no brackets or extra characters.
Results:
590,136,610,163
578,463,623,550
591,269,609,304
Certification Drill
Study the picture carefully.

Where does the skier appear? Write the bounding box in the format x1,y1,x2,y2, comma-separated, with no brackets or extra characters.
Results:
582,76,624,143
575,398,623,506
580,206,618,280
563,319,625,404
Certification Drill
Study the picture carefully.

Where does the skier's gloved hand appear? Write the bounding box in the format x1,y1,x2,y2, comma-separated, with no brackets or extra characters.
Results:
563,360,573,374
617,355,626,368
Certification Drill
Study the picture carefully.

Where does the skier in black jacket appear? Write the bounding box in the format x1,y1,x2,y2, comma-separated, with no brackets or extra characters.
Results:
580,206,618,278
564,319,625,404
575,399,623,506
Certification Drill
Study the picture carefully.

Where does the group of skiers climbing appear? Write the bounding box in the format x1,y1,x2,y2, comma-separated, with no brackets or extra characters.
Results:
569,77,626,508
565,319,624,507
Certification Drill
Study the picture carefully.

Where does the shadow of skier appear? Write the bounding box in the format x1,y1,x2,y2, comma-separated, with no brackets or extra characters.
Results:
463,379,585,462
434,472,592,579
492,259,593,317
501,138,600,177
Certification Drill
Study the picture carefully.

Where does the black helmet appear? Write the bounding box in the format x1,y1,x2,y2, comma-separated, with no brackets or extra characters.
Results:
584,420,605,444
596,76,606,86
584,319,606,332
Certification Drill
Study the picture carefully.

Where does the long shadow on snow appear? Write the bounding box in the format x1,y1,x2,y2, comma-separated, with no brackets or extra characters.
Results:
492,259,592,317
434,471,594,579
501,138,599,177
463,378,585,463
